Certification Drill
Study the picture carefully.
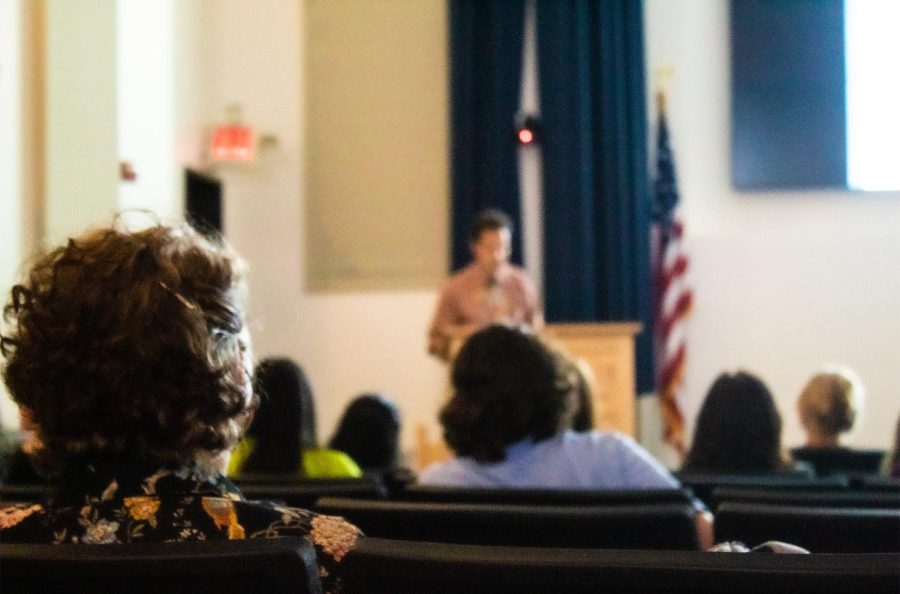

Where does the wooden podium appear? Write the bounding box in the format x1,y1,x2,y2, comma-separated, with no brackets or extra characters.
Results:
542,322,641,437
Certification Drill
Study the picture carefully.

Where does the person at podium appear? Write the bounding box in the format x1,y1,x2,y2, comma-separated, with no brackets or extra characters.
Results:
427,209,543,361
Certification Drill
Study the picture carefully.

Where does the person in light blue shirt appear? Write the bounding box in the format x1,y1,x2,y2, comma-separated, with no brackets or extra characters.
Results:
419,325,678,490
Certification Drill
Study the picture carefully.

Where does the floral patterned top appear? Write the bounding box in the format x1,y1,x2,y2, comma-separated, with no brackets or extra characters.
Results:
0,461,361,594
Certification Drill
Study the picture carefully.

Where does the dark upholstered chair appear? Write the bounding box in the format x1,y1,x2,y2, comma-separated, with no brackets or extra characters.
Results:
314,497,699,550
715,502,900,553
235,476,388,508
676,472,848,507
711,486,900,511
341,537,900,594
858,475,900,492
397,485,694,506
0,537,322,594
790,447,886,477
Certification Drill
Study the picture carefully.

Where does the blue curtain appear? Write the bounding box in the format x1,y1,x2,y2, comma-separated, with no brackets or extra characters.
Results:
536,0,654,393
449,0,653,393
449,0,526,270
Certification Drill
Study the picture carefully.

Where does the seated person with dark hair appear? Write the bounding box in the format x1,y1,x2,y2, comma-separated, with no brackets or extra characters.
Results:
0,220,359,594
419,325,677,489
681,371,795,474
329,393,403,474
228,357,361,479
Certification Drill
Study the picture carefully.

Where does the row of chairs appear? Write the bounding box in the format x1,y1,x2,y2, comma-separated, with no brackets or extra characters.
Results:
674,471,897,507
4,470,894,508
222,475,897,554
3,537,899,594
315,496,701,550
8,476,893,553
2,474,898,592
312,494,900,554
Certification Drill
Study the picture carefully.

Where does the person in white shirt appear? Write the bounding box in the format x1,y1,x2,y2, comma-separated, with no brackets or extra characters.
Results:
419,325,677,490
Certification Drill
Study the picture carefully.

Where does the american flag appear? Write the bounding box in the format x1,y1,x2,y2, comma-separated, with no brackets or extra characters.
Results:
652,92,693,455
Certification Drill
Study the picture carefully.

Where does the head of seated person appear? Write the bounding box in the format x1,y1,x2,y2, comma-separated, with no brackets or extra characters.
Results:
329,393,403,473
440,325,573,464
682,371,791,474
420,325,677,489
234,357,360,479
796,366,863,449
0,219,360,587
1,220,253,480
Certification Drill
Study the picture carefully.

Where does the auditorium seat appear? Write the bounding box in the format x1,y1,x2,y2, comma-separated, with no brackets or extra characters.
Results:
714,502,900,553
710,486,900,511
857,475,900,492
675,472,848,507
790,447,886,478
235,475,388,508
396,484,694,506
0,537,322,594
340,536,900,594
314,497,699,550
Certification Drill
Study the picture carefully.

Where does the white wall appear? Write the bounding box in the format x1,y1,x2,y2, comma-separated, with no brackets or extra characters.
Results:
117,0,180,219
44,0,119,245
645,0,900,450
1,0,204,427
199,0,449,462
0,1,44,427
0,0,25,427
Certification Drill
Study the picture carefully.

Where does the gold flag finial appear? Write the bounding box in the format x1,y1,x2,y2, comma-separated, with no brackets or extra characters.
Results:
654,65,674,116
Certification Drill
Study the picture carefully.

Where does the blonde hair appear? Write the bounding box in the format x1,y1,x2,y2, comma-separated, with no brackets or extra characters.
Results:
797,366,864,438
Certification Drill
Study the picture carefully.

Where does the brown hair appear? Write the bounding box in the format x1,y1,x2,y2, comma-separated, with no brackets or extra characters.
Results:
439,325,574,463
469,209,513,242
1,222,250,473
682,371,789,473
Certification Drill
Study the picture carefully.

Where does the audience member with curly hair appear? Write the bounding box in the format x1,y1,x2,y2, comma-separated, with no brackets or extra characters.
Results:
681,371,793,474
0,220,359,594
419,325,678,489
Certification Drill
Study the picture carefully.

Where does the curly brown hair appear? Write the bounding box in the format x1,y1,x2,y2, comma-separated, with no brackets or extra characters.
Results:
1,221,250,474
439,325,575,463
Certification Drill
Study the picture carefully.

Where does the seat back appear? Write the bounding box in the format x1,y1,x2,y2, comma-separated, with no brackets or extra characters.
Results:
0,538,322,594
314,497,699,550
792,448,886,477
711,486,900,511
236,476,388,507
397,485,694,506
715,502,900,553
676,472,848,507
341,537,900,594
857,475,900,492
